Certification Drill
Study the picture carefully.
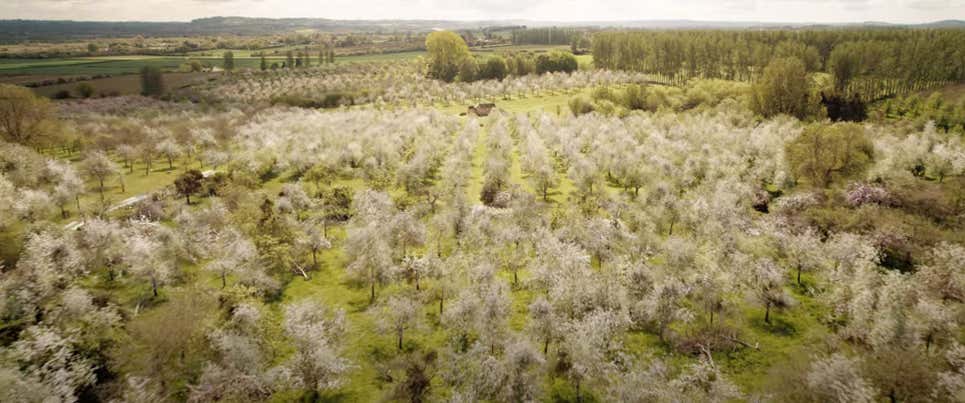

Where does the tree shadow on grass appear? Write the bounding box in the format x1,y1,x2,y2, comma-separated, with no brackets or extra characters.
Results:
300,390,353,403
346,293,373,314
751,315,797,337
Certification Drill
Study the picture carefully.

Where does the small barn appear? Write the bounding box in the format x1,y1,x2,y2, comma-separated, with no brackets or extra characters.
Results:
467,103,496,116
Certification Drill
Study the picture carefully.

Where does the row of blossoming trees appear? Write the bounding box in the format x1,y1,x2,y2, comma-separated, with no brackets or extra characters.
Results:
202,61,671,107
1,71,964,401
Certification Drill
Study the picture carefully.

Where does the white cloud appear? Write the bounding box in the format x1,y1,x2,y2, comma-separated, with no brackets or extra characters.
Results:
1,0,962,23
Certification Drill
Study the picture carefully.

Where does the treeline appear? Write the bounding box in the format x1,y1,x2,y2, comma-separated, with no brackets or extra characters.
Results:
569,80,751,116
511,27,585,45
874,92,965,132
457,51,579,82
427,31,578,83
592,29,965,101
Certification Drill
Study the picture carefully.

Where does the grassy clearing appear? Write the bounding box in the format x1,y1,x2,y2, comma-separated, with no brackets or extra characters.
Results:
472,44,571,53
0,150,188,266
72,154,193,219
436,88,586,116
919,82,965,102
0,221,25,266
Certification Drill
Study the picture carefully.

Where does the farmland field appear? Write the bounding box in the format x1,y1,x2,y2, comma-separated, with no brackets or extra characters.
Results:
31,71,217,97
0,51,428,77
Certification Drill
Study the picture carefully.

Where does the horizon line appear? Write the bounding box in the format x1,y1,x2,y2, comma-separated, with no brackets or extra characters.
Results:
2,16,962,26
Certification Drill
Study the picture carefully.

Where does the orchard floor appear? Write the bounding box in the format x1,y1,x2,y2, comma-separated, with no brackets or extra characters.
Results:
0,92,843,401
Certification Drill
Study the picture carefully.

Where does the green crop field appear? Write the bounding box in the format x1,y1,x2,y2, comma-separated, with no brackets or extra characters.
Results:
0,51,426,79
31,71,217,97
0,56,199,76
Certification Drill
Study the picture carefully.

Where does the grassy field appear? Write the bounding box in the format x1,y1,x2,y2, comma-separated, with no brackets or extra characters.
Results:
3,50,429,98
437,87,586,116
921,82,965,103
0,56,196,76
0,149,190,266
1,44,585,79
31,71,217,97
1,51,425,96
0,51,426,77
5,46,588,101
472,44,571,53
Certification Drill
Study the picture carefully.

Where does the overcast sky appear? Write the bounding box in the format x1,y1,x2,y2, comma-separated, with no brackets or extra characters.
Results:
3,0,964,23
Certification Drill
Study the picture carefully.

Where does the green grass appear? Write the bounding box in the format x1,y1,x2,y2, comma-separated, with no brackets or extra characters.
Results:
3,46,583,79
920,82,965,103
0,151,189,268
471,44,572,53
0,221,25,266
32,71,216,97
0,56,199,76
72,155,189,219
335,51,425,64
436,88,585,116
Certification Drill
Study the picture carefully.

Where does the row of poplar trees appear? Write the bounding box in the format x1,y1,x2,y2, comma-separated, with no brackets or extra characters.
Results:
592,29,965,101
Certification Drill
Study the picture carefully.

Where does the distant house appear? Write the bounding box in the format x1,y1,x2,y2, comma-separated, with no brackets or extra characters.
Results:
468,103,496,116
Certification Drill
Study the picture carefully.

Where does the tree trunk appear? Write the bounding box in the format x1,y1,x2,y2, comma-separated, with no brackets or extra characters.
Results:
221,271,226,289
544,338,549,354
764,302,771,324
152,277,158,297
312,250,318,268
439,297,444,315
370,281,376,303
796,265,802,285
398,328,404,350
185,194,190,205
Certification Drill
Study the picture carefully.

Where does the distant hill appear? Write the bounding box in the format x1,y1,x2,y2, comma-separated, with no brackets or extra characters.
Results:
915,19,965,28
0,17,962,43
